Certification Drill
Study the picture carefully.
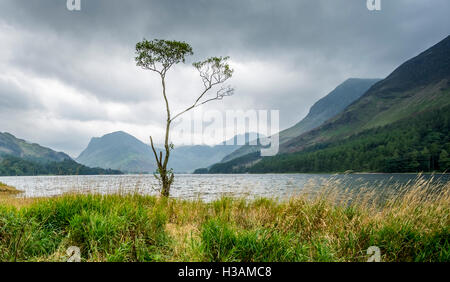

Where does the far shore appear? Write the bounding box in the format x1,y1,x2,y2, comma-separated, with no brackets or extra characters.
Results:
0,171,449,177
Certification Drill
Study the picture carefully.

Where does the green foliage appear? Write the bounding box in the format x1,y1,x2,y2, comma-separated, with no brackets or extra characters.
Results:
193,56,234,81
0,195,168,261
200,218,237,261
0,155,122,176
370,221,450,262
199,218,308,262
135,39,193,73
439,150,450,171
0,207,63,261
68,207,167,261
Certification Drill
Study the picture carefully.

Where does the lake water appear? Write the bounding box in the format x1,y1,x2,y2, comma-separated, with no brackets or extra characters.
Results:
1,173,449,201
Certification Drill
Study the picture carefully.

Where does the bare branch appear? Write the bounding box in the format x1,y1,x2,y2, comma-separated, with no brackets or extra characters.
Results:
149,136,162,167
171,56,234,122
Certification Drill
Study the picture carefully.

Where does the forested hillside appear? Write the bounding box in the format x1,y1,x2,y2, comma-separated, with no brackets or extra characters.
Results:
250,105,450,173
0,155,122,176
208,105,450,173
0,132,71,163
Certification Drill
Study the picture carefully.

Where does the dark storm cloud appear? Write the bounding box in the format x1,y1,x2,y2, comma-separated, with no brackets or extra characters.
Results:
3,0,448,59
0,0,449,155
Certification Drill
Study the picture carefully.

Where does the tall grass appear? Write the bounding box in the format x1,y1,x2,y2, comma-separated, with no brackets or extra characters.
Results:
0,176,448,262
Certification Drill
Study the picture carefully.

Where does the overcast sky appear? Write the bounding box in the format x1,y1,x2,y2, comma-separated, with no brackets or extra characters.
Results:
0,0,449,157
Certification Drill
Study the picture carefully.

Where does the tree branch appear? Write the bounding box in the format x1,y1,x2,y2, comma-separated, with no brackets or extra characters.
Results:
150,136,162,167
170,56,234,122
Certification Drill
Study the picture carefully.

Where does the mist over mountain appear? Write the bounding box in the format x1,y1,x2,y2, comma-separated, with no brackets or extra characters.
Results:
76,131,259,173
221,78,380,163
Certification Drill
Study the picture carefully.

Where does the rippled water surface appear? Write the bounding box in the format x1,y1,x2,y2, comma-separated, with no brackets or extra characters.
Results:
0,174,448,201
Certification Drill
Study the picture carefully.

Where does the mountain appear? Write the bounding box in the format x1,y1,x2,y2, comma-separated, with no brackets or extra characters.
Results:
279,78,382,144
208,35,450,173
0,132,71,163
216,106,450,173
76,131,247,173
281,35,450,153
221,78,380,163
76,131,156,173
0,132,122,176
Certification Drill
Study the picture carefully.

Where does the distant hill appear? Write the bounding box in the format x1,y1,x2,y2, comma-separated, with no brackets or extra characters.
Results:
76,131,254,173
76,131,156,173
0,132,71,163
221,78,380,163
208,35,450,173
0,132,122,176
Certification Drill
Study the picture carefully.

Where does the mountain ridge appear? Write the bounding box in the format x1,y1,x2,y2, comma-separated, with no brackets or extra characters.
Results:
207,35,450,173
0,132,72,163
282,35,450,153
220,78,381,163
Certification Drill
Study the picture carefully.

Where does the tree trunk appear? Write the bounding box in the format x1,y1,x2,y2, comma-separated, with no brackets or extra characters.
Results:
150,74,174,198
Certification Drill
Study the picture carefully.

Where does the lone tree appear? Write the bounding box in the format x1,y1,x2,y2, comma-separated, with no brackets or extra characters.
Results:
135,39,234,197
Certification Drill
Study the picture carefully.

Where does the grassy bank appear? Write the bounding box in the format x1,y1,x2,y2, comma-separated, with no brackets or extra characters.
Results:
0,177,448,262
0,182,22,195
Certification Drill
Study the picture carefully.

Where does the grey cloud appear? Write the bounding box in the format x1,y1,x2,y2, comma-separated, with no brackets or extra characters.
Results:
0,76,41,111
0,0,449,155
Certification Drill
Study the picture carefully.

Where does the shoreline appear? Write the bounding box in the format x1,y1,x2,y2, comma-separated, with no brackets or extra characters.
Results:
0,182,22,195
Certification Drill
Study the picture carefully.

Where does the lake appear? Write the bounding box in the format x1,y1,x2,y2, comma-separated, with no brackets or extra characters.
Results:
1,173,449,201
